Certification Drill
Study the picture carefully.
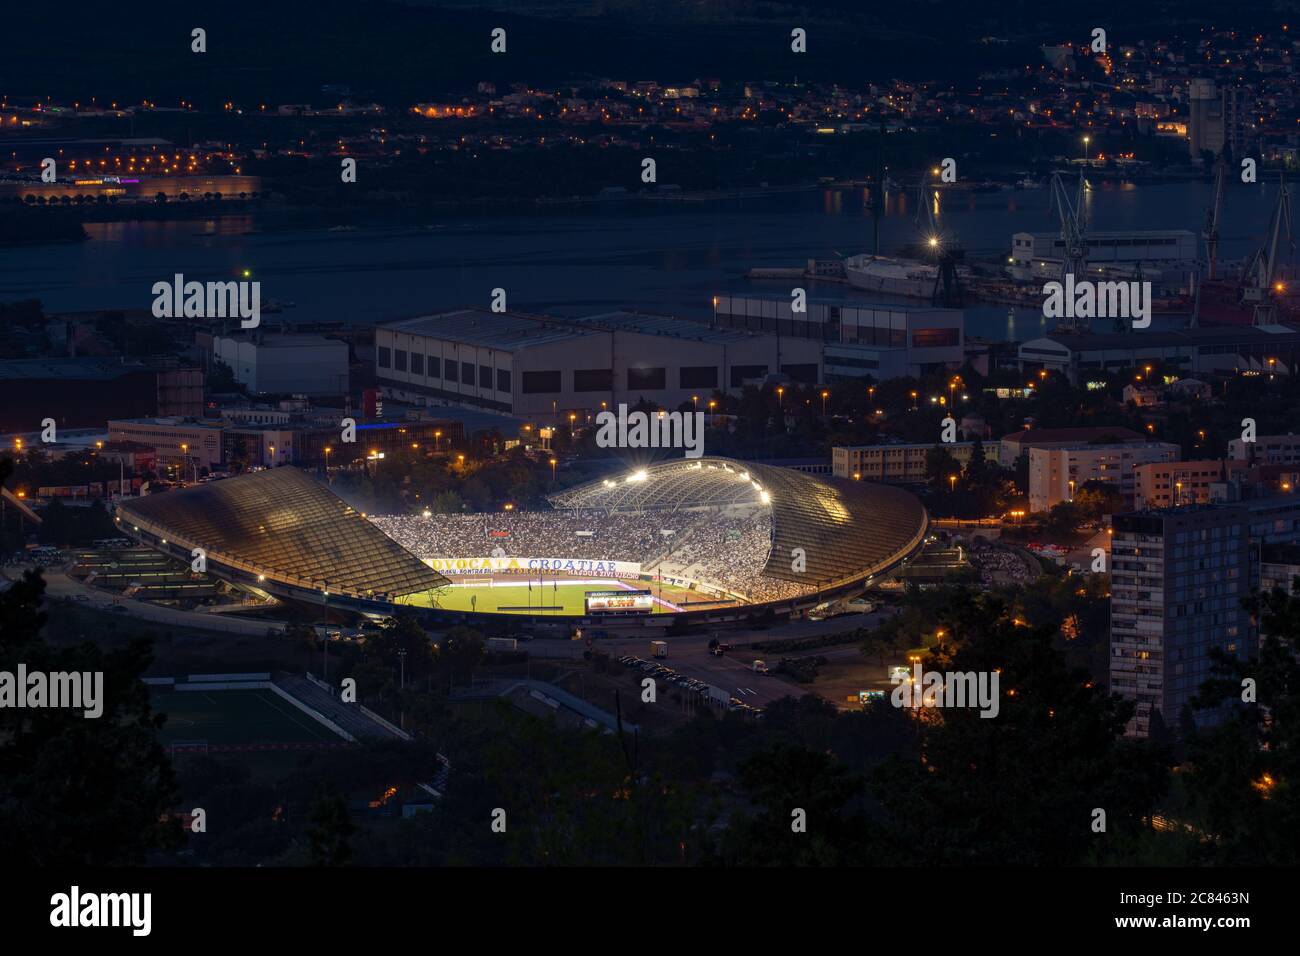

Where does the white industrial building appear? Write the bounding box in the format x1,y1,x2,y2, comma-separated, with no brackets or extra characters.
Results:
213,333,349,397
375,309,824,420
1019,326,1300,384
712,295,963,379
1008,230,1197,282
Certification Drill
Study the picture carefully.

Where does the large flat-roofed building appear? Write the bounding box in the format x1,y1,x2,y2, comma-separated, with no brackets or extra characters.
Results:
1029,441,1179,512
1109,506,1253,738
712,295,963,378
213,333,349,396
832,441,1001,484
1228,433,1300,465
997,425,1148,468
1134,459,1252,510
0,358,202,432
375,308,822,420
1008,230,1198,282
1019,325,1300,384
0,174,263,203
107,418,225,469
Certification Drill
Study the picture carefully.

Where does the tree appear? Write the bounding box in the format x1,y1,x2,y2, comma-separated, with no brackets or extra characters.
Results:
869,592,1170,865
306,791,354,866
0,565,183,864
1177,583,1300,864
924,445,960,493
712,743,870,865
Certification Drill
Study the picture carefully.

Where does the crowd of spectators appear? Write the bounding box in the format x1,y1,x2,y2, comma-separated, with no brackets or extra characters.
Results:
654,511,811,602
369,506,811,603
370,510,672,562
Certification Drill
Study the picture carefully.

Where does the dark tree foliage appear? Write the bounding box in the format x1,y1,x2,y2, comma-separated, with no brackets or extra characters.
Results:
868,593,1170,865
1178,584,1300,864
0,571,182,864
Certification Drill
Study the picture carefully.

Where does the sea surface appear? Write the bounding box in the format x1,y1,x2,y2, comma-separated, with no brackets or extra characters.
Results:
1,179,1288,343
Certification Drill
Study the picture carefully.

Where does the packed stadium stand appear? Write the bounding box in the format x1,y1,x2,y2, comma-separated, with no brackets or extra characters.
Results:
372,457,927,605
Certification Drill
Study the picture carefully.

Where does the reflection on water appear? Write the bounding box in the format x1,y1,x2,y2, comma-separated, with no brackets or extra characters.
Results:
0,182,1287,341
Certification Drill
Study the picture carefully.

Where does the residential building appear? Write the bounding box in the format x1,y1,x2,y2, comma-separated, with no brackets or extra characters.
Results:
832,441,1001,484
1110,506,1253,738
1134,459,1253,509
997,425,1148,468
1228,432,1300,465
1028,441,1179,512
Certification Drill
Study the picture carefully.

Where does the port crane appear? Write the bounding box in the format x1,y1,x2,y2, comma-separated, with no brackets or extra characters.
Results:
1048,170,1090,332
1240,175,1293,327
1202,153,1228,281
916,175,965,307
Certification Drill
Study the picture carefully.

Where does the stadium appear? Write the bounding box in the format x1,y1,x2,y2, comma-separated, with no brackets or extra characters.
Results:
112,458,928,629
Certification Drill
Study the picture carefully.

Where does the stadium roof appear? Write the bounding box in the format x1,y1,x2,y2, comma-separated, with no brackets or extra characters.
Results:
116,467,447,599
550,457,927,587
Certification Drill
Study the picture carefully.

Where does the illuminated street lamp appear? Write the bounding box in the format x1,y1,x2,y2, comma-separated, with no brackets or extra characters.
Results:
549,457,557,482
777,386,785,407
910,390,918,410
949,473,958,493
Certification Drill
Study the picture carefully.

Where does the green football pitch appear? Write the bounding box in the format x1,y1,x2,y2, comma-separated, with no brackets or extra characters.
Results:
402,582,658,614
151,689,344,745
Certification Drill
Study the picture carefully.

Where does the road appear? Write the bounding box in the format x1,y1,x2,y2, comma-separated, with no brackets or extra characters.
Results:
586,608,895,707
10,565,287,638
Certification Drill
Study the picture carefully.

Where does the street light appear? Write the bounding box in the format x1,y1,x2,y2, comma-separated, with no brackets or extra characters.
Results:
910,390,918,410
821,390,829,415
949,474,958,493
777,386,785,407
549,457,557,482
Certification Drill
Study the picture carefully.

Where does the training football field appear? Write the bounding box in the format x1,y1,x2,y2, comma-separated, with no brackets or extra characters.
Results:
152,689,342,745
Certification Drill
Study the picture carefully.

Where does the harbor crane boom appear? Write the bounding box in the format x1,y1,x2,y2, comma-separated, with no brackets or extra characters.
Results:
1240,174,1293,327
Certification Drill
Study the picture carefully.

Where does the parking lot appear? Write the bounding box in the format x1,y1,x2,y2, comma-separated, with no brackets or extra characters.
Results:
615,653,766,717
